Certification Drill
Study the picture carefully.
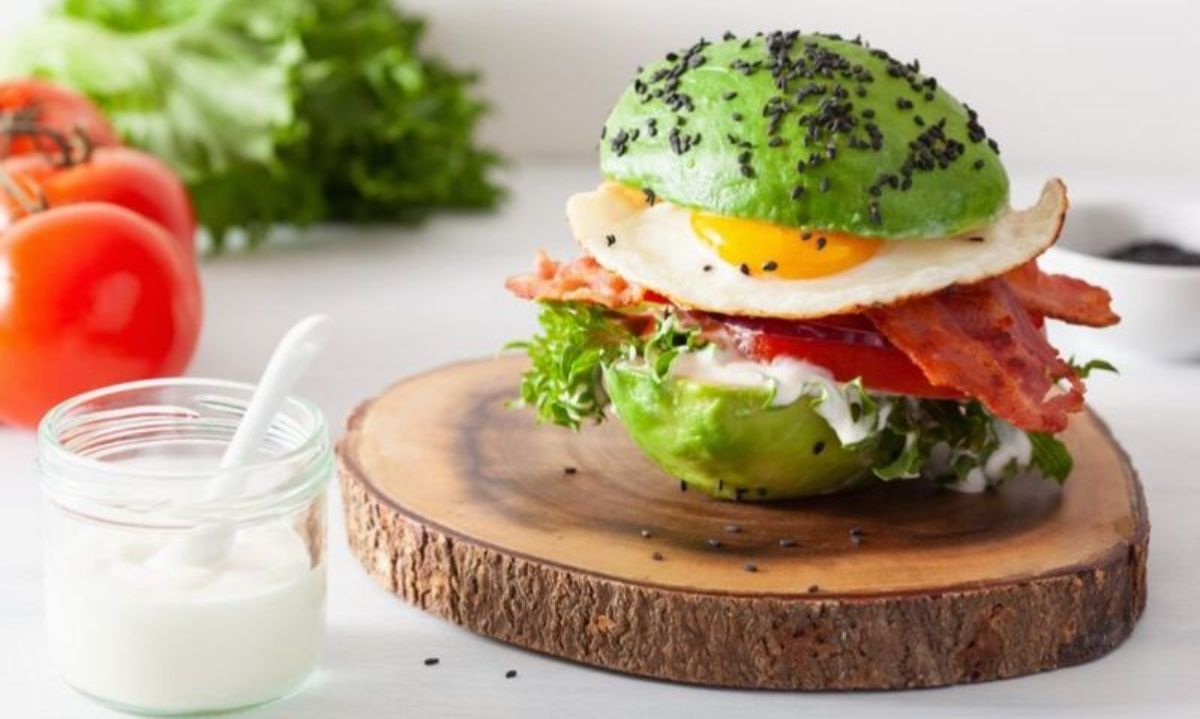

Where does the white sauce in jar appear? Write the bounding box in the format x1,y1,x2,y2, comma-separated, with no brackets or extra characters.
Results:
45,523,324,714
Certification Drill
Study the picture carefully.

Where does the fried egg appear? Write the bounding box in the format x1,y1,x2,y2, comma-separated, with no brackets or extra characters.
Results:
568,179,1068,318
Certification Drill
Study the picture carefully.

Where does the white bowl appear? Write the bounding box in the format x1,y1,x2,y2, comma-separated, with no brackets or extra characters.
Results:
1039,198,1200,362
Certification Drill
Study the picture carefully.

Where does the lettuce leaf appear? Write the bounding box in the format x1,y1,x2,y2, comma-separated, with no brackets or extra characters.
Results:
505,302,701,430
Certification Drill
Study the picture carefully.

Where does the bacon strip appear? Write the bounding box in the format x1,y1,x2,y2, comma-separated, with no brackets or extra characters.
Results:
1005,261,1119,327
868,278,1084,433
505,250,645,308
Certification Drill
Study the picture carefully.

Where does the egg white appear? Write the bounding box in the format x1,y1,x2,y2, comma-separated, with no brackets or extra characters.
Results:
568,179,1068,318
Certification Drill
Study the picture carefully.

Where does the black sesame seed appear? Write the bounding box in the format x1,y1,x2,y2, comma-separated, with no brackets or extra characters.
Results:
791,185,806,200
605,234,616,247
737,150,752,164
801,231,813,240
968,236,985,243
743,563,758,573
505,670,518,679
680,480,688,492
762,260,778,272
732,112,744,122
640,528,652,538
768,136,785,148
778,538,797,548
973,159,985,170
723,90,738,101
702,264,713,272
913,115,925,126
813,441,826,455
862,108,876,119
807,584,820,593
816,237,827,250
563,466,577,475
652,551,663,561
643,188,657,206
707,538,722,548
739,164,755,178
739,263,751,276
424,658,440,666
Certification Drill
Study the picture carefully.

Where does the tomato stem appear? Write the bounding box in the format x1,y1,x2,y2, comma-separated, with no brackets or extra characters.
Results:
0,118,80,167
0,166,48,215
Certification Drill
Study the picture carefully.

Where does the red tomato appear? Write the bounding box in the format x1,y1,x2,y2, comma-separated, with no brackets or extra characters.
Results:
0,80,119,156
0,204,202,428
1,147,196,254
721,314,965,399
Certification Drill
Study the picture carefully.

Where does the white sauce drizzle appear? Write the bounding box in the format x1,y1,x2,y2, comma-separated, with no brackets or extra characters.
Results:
669,347,1039,494
668,346,880,445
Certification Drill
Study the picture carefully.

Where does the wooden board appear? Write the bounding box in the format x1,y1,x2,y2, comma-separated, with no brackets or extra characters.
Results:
338,357,1148,690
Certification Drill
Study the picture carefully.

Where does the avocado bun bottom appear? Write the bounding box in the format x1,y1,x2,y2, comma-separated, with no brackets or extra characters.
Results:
604,364,874,500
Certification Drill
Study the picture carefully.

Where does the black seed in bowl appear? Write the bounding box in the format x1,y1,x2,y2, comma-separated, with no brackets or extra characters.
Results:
1106,240,1200,266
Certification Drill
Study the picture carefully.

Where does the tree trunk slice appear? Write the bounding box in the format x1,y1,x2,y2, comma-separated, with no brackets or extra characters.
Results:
338,357,1148,690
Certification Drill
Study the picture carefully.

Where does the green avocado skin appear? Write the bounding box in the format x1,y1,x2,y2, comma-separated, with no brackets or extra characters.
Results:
604,364,875,500
600,33,1009,239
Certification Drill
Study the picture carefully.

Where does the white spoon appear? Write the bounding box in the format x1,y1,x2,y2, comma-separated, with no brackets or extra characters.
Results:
151,314,332,567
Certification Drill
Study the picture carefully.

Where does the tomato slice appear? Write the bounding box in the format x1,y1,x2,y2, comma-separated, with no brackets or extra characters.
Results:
717,314,965,399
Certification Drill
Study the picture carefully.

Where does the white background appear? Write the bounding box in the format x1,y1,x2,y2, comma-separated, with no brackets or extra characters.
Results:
7,0,1199,177
1,1,1199,717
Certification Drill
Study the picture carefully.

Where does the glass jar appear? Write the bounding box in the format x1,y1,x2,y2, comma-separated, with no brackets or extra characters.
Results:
38,378,332,716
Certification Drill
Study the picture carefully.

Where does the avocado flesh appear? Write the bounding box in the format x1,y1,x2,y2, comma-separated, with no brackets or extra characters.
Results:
604,364,875,500
600,33,1009,239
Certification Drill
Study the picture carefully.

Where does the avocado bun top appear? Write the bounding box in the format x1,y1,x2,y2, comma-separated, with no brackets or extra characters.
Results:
599,32,1009,239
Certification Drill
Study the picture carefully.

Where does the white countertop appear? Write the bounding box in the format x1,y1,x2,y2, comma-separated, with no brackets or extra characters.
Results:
2,165,1199,718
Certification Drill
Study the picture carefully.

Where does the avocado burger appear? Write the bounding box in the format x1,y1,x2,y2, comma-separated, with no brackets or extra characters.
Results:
505,31,1119,500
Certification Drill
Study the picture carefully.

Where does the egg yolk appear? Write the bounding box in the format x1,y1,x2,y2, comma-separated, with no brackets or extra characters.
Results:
691,212,883,279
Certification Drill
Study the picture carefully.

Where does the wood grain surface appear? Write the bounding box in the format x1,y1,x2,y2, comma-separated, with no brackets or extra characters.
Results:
339,356,1148,690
